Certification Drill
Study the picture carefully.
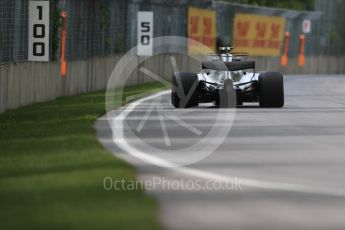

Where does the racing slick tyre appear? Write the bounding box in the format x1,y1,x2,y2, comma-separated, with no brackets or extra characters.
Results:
237,98,243,106
258,72,284,108
171,72,199,108
219,79,237,108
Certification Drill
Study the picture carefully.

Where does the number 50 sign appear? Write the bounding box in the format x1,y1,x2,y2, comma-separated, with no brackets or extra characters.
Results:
137,12,153,56
28,1,50,61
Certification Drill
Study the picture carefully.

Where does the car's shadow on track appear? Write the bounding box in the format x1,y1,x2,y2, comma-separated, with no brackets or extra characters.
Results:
237,105,261,109
192,105,261,109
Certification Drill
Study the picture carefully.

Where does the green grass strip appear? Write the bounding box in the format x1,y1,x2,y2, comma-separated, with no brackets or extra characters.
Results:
0,82,166,230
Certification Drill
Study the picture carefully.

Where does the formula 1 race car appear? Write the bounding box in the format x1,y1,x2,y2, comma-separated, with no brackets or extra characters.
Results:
171,47,284,108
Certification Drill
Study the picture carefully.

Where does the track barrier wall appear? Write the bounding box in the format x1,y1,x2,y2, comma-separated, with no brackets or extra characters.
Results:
1,54,344,113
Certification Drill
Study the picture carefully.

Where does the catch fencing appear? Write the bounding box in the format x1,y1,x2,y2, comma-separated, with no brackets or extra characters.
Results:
313,0,345,56
0,0,29,63
1,0,345,65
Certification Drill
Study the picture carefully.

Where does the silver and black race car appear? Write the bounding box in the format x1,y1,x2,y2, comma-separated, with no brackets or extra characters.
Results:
171,47,284,108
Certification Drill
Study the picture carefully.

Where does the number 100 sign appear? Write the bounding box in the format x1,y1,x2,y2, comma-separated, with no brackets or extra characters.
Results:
28,1,50,62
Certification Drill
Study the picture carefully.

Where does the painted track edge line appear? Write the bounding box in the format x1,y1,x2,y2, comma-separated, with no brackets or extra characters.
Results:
108,90,345,197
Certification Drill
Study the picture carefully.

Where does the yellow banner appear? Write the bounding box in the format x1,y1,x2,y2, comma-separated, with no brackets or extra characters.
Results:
188,7,217,54
233,13,286,56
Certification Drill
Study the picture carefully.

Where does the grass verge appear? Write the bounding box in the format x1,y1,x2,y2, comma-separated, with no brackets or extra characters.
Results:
0,82,166,230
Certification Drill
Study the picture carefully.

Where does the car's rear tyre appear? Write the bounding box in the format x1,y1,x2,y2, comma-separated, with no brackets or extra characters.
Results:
171,72,199,108
237,98,243,106
219,79,237,108
258,72,284,108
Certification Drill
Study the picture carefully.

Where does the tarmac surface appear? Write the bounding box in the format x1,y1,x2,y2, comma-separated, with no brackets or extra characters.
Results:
96,75,345,230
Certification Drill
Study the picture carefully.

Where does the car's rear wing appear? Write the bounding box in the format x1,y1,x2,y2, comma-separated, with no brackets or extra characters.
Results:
202,61,255,71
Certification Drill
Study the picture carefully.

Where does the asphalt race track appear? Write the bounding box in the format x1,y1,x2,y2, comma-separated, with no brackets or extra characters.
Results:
96,75,345,230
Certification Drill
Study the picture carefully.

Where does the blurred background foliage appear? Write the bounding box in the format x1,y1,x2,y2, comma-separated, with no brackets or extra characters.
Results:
216,0,315,11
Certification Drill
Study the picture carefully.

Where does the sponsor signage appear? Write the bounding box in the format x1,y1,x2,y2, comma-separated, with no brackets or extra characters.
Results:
233,13,286,56
188,7,217,54
303,19,312,34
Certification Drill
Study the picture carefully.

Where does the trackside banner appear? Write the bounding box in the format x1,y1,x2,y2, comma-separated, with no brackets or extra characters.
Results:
233,13,286,56
188,7,217,54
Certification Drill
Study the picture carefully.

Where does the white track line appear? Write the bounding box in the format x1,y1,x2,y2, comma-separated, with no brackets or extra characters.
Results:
109,90,345,197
